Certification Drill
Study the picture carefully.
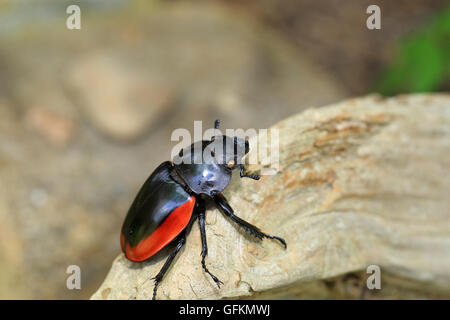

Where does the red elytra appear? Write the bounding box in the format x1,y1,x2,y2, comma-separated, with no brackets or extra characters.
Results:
121,196,196,262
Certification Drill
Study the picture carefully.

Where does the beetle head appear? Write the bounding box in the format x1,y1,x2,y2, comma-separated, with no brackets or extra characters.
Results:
209,135,249,170
171,120,251,196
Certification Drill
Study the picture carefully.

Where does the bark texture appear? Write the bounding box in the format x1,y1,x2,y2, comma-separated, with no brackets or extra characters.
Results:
92,94,450,299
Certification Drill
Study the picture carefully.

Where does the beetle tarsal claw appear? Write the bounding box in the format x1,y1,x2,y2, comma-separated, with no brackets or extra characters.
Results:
214,278,224,288
259,233,287,248
273,236,287,249
208,273,223,288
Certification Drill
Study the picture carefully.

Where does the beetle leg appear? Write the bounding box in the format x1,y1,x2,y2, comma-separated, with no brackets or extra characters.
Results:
239,164,260,180
213,192,287,249
150,232,186,300
197,199,224,288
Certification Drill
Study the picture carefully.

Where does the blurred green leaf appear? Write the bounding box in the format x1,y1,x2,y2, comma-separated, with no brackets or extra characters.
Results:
374,5,450,95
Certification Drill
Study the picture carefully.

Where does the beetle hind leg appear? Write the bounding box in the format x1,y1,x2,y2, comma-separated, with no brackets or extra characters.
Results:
198,200,224,287
213,192,287,249
150,232,186,300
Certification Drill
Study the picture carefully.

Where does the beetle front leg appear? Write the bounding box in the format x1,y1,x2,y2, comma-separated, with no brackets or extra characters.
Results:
151,232,186,300
197,199,224,288
239,164,260,180
213,192,286,248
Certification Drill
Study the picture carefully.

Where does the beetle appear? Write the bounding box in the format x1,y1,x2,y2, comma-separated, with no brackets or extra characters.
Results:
120,120,286,299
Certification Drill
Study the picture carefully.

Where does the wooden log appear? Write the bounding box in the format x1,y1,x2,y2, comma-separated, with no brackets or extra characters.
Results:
92,94,450,299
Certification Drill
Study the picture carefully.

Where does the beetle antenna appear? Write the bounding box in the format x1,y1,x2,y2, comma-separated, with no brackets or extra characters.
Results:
212,119,221,141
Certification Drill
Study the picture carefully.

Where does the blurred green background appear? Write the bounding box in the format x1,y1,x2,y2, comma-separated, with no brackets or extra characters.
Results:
0,0,448,299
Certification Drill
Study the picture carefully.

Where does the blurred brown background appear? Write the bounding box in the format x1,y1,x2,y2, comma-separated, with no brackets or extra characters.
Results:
0,0,447,299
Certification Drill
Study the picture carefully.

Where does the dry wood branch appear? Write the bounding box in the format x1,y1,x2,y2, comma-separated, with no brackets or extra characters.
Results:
92,94,450,299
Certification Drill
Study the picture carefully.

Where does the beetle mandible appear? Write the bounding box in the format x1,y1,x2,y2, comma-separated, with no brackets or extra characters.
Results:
120,120,287,299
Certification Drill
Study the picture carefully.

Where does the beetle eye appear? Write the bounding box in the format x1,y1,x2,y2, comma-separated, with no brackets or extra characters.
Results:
227,160,235,168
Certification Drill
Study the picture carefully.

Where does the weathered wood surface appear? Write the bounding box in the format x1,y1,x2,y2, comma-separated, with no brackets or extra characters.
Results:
92,94,450,299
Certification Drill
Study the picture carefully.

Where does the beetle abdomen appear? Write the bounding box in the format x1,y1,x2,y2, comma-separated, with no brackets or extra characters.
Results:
120,162,195,262
121,196,195,261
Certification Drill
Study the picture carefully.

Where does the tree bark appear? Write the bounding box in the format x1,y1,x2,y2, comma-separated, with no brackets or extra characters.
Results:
92,94,450,300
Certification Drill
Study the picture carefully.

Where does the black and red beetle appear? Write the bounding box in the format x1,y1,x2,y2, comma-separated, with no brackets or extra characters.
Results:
120,120,286,299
